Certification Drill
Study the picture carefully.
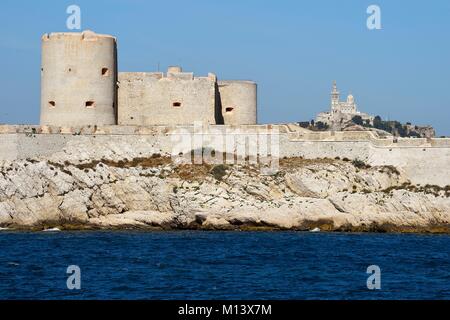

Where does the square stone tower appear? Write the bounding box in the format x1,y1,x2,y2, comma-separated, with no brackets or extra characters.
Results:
118,67,217,126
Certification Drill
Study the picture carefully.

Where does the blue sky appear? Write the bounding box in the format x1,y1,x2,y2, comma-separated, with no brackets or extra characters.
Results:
0,0,449,135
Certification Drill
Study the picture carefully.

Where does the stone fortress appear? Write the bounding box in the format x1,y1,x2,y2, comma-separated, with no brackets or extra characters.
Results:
315,81,374,129
40,30,257,127
0,30,448,188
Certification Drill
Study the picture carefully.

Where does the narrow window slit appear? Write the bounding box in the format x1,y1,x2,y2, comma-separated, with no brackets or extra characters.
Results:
85,101,95,108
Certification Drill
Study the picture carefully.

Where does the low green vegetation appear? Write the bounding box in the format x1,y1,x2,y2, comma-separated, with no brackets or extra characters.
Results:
351,158,370,169
353,115,431,138
381,182,450,197
298,120,329,131
210,164,229,181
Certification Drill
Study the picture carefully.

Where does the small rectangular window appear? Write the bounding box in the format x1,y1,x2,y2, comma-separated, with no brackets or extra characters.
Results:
48,101,56,108
102,68,110,76
173,102,182,107
85,101,95,108
226,107,234,113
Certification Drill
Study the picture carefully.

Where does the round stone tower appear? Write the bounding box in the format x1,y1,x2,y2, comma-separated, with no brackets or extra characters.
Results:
40,30,117,127
218,80,257,125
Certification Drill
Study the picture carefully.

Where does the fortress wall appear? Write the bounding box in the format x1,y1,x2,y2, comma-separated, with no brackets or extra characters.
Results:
40,31,117,127
431,139,450,147
118,72,217,126
218,81,257,125
280,137,371,160
0,125,448,186
368,146,450,187
0,134,18,161
280,138,449,186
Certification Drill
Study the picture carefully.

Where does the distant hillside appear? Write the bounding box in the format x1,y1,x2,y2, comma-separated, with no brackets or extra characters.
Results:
300,115,436,138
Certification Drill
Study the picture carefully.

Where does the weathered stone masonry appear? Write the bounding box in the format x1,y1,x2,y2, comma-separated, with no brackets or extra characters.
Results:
0,125,449,187
40,31,257,127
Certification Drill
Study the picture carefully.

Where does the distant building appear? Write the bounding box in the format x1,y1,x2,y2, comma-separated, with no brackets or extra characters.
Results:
315,81,374,129
404,123,436,139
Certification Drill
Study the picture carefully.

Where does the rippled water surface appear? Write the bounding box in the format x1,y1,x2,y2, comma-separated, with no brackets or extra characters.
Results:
0,231,449,299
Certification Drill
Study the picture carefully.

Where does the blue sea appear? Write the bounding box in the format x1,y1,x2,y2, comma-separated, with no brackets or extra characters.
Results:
0,231,449,300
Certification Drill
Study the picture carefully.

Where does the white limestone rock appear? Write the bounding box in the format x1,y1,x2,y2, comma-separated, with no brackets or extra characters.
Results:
0,152,448,232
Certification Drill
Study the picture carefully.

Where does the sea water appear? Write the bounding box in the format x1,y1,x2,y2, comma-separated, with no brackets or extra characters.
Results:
0,231,449,300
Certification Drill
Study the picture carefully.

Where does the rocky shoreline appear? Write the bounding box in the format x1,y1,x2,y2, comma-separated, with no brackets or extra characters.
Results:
1,151,449,233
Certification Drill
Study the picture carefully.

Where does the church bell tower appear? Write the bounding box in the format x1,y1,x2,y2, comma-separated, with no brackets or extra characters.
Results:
330,81,340,112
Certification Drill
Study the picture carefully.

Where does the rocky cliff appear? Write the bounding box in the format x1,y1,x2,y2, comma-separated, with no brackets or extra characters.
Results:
0,146,449,232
